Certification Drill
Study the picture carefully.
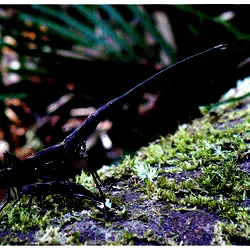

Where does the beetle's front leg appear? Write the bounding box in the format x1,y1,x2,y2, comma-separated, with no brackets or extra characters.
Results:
62,138,106,200
77,141,107,191
78,142,88,159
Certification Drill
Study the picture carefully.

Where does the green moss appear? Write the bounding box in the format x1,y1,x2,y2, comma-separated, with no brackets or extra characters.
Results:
219,207,250,240
2,86,250,245
0,234,29,245
0,190,101,235
211,222,229,245
0,196,55,232
36,226,81,245
115,96,250,244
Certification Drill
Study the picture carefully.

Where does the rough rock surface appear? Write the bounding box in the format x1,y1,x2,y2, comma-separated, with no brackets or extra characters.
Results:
1,91,250,245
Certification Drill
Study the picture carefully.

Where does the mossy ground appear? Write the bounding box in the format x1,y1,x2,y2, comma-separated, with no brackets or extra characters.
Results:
1,94,250,245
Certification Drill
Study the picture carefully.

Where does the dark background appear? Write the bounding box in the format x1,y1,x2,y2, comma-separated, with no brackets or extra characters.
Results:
1,5,250,170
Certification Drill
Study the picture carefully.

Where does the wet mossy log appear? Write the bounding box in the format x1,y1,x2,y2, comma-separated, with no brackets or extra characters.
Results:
1,93,250,245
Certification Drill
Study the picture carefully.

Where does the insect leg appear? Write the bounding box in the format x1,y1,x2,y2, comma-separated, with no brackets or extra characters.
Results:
0,200,8,212
94,170,105,187
0,187,17,212
90,171,105,201
77,143,108,203
89,171,109,218
11,195,23,209
19,181,105,205
12,187,19,199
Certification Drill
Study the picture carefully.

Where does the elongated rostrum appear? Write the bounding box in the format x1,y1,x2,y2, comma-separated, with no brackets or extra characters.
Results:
0,41,249,213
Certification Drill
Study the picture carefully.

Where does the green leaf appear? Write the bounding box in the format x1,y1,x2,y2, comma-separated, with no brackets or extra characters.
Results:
100,5,153,56
31,5,125,59
75,5,136,60
0,93,28,100
32,5,99,46
127,5,175,62
18,13,88,46
174,5,250,41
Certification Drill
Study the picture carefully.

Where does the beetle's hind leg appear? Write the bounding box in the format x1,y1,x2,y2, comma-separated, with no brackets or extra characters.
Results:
0,186,19,212
0,198,9,212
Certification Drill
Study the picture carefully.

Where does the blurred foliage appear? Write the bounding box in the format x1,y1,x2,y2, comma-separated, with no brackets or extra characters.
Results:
17,5,176,63
2,5,250,86
0,5,250,165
